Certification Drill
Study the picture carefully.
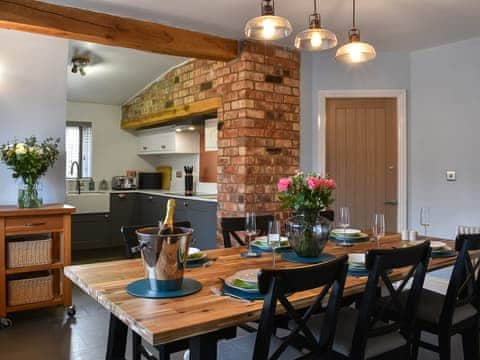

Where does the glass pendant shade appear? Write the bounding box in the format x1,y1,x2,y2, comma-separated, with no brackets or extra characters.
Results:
295,28,337,51
335,29,376,64
244,15,292,41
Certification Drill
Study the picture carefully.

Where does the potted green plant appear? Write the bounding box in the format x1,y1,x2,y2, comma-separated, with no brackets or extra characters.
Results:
0,136,60,208
277,172,336,257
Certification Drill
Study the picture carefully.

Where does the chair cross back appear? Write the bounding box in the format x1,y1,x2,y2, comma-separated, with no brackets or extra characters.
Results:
445,234,480,319
252,256,349,360
220,215,274,248
351,242,431,358
120,221,191,259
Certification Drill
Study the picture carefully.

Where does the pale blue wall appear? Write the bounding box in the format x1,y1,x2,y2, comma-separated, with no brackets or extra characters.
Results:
301,38,480,238
0,30,68,205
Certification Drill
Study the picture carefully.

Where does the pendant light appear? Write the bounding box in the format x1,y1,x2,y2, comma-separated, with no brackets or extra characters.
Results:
335,0,376,64
244,0,292,41
294,0,337,51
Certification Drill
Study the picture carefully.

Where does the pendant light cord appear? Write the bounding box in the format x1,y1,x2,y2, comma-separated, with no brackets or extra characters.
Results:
314,0,318,14
352,0,356,28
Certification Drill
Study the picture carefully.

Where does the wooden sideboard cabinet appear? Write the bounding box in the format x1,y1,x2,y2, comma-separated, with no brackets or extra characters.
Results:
0,204,75,327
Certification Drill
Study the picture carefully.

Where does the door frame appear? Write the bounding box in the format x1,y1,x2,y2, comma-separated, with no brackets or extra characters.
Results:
315,89,407,231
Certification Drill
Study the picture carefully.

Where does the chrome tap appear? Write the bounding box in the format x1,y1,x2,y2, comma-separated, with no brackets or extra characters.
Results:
70,161,81,194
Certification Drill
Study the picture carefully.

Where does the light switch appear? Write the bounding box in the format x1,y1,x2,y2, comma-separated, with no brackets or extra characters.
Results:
446,170,456,181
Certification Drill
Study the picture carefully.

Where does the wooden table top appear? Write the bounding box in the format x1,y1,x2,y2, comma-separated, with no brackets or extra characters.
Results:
64,234,456,346
0,204,75,217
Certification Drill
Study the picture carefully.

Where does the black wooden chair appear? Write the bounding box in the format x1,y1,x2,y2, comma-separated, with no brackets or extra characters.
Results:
217,255,349,359
221,215,274,248
306,241,431,360
121,221,191,259
405,234,480,360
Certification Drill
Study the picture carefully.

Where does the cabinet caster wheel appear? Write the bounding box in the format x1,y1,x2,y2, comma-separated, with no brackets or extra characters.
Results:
0,317,13,329
67,305,76,317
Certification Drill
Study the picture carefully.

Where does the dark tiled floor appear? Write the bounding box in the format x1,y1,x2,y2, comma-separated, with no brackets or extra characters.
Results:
0,286,185,360
0,285,468,360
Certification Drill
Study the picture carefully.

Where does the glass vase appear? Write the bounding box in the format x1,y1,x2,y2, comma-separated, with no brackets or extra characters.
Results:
18,183,43,208
287,210,332,257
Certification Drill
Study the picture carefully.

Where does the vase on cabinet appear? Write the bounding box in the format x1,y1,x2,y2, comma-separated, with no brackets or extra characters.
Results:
18,182,43,208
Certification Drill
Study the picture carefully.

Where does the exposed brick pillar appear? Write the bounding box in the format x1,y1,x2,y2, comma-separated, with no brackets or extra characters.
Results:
217,41,300,240
121,41,300,247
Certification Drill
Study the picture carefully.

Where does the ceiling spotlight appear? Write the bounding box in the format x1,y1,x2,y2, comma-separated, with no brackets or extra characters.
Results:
71,56,90,76
244,0,292,41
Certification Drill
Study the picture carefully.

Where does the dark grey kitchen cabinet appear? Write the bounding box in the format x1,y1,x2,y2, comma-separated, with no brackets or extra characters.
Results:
72,213,111,251
110,193,139,247
138,194,167,225
175,198,217,250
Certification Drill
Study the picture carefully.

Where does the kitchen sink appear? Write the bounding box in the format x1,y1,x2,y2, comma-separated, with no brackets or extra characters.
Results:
65,192,110,213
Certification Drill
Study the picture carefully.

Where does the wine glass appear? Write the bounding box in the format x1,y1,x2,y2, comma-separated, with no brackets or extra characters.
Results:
338,207,351,247
244,212,257,257
372,213,386,247
268,220,281,267
420,208,430,239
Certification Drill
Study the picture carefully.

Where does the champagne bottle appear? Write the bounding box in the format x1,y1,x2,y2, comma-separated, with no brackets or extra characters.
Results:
158,199,177,235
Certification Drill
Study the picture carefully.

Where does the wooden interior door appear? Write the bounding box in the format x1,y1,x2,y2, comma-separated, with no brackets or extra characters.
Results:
326,98,397,231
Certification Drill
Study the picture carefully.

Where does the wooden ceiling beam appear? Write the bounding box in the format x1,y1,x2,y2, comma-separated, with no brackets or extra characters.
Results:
121,97,222,130
0,0,238,61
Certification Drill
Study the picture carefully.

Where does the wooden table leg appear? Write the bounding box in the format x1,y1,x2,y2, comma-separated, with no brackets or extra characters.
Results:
106,313,128,360
188,327,236,360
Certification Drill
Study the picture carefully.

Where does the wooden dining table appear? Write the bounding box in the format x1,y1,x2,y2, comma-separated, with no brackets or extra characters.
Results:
64,234,456,360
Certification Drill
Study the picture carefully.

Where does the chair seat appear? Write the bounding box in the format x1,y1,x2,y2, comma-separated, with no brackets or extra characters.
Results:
414,289,477,326
217,332,304,360
306,307,407,359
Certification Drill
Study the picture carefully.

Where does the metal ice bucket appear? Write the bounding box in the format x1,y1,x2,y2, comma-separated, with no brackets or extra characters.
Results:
136,227,193,292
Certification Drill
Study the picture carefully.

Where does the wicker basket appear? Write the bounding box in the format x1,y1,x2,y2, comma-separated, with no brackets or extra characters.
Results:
7,274,54,306
7,238,52,268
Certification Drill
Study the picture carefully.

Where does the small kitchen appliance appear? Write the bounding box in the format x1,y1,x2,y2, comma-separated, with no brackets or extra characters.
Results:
138,172,163,190
111,176,137,190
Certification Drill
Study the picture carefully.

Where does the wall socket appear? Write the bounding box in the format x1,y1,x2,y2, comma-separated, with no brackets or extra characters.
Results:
446,170,456,181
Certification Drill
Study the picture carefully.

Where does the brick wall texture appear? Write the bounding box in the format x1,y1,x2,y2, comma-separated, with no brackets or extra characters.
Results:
122,41,300,243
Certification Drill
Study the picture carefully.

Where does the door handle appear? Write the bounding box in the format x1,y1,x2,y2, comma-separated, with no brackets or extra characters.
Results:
24,222,47,227
384,200,398,205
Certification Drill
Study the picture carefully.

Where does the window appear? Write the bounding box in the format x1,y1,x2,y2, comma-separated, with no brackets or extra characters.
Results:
66,122,92,178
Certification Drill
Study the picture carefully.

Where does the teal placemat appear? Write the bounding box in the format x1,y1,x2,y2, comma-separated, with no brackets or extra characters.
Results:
126,278,202,299
187,257,212,268
251,244,292,253
431,250,456,258
223,284,265,301
282,251,336,264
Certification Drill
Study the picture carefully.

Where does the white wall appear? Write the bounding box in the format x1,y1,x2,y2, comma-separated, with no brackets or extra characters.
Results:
66,101,156,184
409,37,480,238
0,30,68,205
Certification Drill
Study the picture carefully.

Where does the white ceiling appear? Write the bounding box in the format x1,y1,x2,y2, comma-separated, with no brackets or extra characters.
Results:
67,40,187,105
49,0,480,52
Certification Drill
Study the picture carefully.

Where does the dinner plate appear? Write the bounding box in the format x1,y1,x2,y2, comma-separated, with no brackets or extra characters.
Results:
348,253,366,264
225,274,259,293
234,268,260,283
187,248,207,262
430,241,448,250
331,228,362,235
252,236,290,247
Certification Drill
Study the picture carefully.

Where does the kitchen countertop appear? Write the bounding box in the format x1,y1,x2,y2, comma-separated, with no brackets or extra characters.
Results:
70,189,217,203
